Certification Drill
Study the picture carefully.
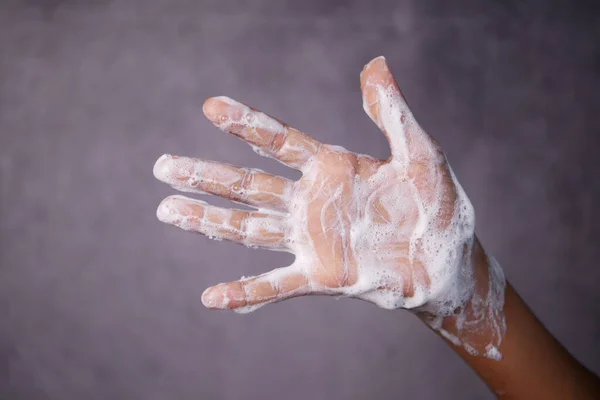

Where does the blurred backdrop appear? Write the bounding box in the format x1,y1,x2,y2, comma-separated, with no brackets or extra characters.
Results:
1,1,599,399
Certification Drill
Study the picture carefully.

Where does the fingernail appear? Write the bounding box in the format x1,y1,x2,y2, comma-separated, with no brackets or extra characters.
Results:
364,55,387,70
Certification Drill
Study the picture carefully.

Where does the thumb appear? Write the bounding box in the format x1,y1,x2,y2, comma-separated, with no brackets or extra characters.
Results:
360,56,436,164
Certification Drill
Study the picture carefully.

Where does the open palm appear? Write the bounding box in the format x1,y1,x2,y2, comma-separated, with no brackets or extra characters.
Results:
154,56,476,315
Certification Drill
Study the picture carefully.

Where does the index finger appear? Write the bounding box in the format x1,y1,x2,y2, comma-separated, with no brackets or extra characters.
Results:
203,97,323,170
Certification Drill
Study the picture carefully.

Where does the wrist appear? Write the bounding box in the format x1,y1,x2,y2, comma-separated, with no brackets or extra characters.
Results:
418,237,507,359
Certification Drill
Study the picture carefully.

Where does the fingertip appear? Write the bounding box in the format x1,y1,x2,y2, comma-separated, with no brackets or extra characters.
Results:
201,286,220,309
156,195,201,223
153,154,174,182
370,55,389,69
202,97,219,123
367,55,387,67
361,56,392,86
202,97,217,115
156,195,178,223
361,55,388,77
202,283,244,310
203,96,239,125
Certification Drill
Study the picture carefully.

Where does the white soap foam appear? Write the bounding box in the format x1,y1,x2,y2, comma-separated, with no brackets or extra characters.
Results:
154,154,290,210
156,194,286,249
158,64,506,359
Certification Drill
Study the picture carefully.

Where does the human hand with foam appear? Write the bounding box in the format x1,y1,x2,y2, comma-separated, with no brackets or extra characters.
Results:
153,56,506,360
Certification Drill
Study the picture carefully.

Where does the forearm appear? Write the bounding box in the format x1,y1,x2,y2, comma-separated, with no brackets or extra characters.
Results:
421,239,600,399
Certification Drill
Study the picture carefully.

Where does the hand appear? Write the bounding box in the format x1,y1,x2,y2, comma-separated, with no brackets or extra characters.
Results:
153,56,600,397
153,57,501,354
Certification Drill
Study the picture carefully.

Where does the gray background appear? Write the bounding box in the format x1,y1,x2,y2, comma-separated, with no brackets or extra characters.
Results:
1,0,599,399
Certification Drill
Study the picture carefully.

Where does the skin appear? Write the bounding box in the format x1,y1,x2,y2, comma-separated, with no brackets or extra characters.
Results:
154,56,600,399
428,239,600,398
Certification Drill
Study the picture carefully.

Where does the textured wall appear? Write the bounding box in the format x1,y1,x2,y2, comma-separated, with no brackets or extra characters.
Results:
1,1,599,399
